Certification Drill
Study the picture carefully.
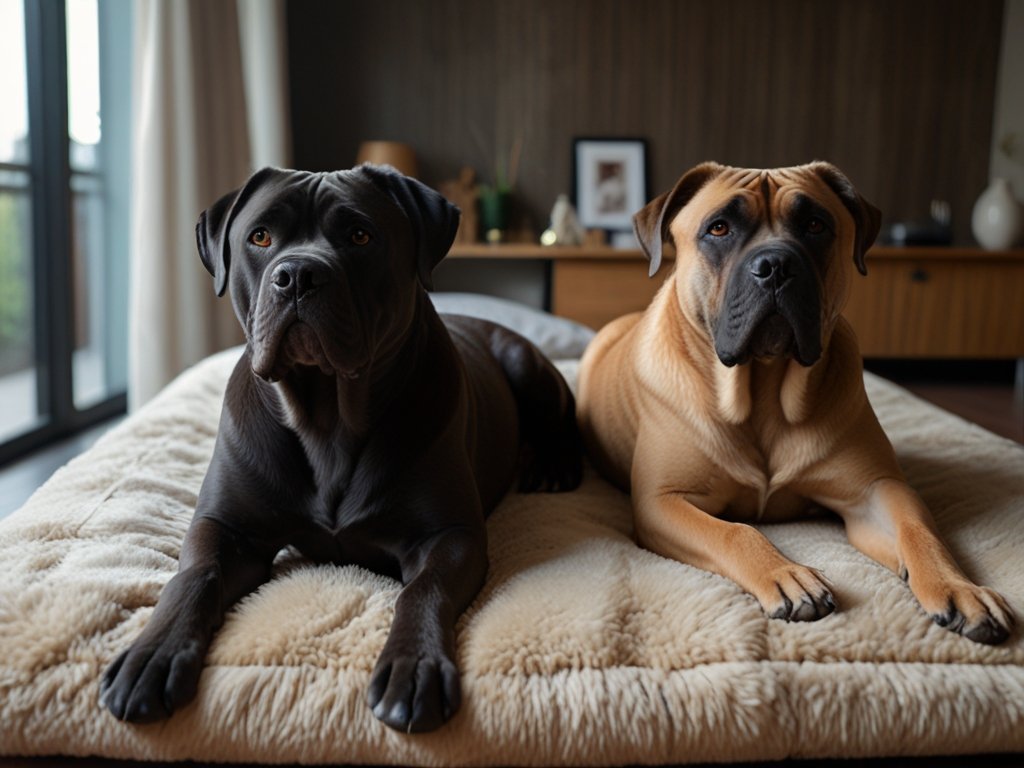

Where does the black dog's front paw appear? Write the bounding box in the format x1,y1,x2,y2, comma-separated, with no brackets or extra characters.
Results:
100,633,206,723
367,650,461,733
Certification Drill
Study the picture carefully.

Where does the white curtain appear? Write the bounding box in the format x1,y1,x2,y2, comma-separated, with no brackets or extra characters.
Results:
128,0,291,408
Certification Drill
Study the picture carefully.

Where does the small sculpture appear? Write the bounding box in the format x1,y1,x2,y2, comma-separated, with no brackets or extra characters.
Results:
541,193,585,246
439,167,480,244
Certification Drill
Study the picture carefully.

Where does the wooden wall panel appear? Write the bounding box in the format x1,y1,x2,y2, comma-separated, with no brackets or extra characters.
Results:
287,0,1004,245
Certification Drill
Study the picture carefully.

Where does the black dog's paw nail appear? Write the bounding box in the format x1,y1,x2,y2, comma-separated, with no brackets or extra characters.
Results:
100,635,206,723
125,698,163,724
369,653,460,733
376,700,411,730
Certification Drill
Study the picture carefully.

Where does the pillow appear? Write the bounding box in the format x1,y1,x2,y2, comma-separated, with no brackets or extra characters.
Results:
430,292,595,359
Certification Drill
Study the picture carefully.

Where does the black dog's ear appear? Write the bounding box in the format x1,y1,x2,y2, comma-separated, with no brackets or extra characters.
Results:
810,161,882,277
358,163,460,290
196,188,237,297
633,162,724,277
196,167,282,296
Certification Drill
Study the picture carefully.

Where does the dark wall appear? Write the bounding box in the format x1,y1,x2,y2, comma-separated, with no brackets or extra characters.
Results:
287,0,1004,244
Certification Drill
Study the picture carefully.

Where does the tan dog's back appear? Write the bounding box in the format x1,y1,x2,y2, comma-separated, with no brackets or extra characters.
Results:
578,309,645,490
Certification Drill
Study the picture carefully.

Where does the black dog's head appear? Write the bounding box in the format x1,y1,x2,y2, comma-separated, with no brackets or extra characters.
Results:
634,161,881,368
196,164,459,382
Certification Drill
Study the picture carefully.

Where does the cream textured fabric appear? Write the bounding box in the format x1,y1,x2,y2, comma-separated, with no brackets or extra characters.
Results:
0,347,1022,764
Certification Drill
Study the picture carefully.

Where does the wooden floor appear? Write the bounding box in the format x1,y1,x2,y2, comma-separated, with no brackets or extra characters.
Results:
865,359,1023,444
900,381,1023,442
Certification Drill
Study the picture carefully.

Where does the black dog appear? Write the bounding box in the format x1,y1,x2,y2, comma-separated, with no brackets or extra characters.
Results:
101,164,582,732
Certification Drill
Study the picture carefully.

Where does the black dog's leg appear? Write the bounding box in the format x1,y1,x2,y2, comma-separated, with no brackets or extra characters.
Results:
491,333,583,492
367,524,487,733
101,516,275,722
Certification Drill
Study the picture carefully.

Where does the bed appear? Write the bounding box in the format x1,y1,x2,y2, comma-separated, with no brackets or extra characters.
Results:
1,294,1021,765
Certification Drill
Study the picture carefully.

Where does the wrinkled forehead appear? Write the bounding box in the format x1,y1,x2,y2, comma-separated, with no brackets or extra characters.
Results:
672,164,846,231
232,169,392,231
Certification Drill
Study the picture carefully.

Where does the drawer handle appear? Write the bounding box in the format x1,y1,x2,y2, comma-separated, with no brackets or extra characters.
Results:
910,268,930,283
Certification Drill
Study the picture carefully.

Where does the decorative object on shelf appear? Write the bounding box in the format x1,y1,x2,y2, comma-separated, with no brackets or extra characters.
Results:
355,141,418,178
583,229,608,247
971,178,1023,250
479,187,510,244
540,193,585,246
477,135,523,243
572,137,648,234
439,167,480,244
885,199,953,246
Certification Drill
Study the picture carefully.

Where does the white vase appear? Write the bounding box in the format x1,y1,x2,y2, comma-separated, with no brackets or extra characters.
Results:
971,178,1023,250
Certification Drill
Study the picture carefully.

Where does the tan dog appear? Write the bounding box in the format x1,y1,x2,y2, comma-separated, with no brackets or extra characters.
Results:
577,161,1014,643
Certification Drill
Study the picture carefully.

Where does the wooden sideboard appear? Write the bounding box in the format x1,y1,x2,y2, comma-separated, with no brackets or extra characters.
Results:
448,244,1024,359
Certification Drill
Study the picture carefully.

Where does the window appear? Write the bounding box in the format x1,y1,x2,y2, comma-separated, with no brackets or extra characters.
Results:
0,0,131,465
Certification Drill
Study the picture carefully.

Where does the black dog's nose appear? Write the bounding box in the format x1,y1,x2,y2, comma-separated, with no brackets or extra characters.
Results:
748,249,795,284
270,260,328,299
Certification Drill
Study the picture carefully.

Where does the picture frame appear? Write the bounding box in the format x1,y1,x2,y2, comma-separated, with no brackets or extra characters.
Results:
572,137,649,232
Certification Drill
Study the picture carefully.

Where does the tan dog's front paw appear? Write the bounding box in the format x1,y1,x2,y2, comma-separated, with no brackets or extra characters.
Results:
922,581,1015,645
754,564,835,622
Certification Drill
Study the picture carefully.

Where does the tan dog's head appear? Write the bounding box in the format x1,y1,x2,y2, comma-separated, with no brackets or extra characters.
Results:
634,162,880,367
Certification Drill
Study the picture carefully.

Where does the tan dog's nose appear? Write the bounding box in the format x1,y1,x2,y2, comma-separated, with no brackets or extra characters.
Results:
748,247,796,286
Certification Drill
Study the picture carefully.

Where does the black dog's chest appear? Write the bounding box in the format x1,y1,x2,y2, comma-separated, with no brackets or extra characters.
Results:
283,460,404,577
292,498,401,578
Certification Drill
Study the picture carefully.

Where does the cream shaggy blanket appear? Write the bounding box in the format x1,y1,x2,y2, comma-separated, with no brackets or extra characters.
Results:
0,347,1022,765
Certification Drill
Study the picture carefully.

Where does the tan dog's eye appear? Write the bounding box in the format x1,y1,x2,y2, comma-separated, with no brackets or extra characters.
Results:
708,221,730,237
249,228,272,247
806,218,825,235
351,229,371,246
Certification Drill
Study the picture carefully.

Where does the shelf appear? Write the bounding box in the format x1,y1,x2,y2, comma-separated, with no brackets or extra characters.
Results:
448,243,647,260
448,243,1024,262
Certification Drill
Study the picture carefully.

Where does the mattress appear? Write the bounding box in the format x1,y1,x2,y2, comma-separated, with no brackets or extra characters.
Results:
0,342,1021,764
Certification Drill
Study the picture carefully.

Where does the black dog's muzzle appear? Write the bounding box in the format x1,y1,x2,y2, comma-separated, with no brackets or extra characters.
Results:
269,257,330,302
714,242,823,368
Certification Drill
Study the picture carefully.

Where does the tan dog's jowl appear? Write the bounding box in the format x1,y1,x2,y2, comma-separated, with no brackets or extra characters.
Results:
577,161,1014,643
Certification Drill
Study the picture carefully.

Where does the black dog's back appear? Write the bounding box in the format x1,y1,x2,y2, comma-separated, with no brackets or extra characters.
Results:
442,314,583,503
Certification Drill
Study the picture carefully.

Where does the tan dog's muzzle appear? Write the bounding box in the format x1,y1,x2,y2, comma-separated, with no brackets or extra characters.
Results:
714,241,823,366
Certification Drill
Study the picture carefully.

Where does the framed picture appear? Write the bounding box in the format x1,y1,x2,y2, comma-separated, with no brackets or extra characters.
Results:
572,138,648,232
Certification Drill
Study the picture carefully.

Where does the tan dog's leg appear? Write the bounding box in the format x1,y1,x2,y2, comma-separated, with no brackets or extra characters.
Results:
839,478,1014,644
636,492,835,621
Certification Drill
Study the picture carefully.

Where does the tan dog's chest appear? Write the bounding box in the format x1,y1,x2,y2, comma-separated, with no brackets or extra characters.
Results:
639,392,833,523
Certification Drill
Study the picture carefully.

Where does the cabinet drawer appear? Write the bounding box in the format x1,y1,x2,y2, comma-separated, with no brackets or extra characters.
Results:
844,260,1024,357
552,259,669,329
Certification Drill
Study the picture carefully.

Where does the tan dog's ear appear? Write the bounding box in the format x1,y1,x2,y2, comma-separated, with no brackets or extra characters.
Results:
810,162,882,276
633,162,723,277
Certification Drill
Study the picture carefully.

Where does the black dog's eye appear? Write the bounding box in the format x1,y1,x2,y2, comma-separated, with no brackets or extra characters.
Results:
707,220,730,237
351,229,371,246
249,228,272,247
806,217,826,235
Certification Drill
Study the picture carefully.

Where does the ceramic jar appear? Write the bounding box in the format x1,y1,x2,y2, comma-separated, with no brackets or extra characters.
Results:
971,178,1023,250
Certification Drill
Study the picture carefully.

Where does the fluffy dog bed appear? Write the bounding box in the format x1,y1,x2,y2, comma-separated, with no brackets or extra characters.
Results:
1,329,1022,763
